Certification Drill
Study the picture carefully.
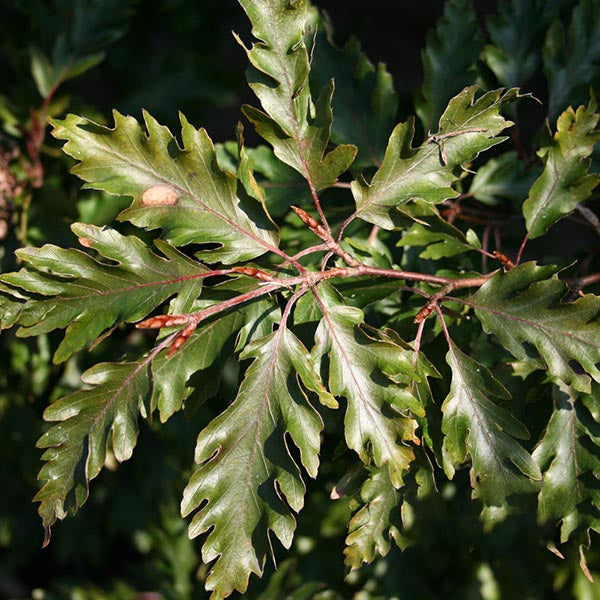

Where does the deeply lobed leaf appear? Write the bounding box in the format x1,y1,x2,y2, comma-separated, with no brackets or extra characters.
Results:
238,0,356,192
35,361,151,543
442,341,541,517
344,466,405,570
181,327,332,599
352,87,518,229
522,98,600,239
51,111,279,263
1,224,208,363
396,201,481,260
534,382,600,545
470,262,600,394
312,283,426,488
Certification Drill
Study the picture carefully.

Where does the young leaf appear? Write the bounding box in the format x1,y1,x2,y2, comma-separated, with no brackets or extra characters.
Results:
181,327,331,599
50,111,279,263
470,263,600,394
310,33,398,167
522,99,600,239
534,382,600,544
312,284,423,488
344,466,405,570
415,0,483,132
442,341,541,515
1,224,208,363
34,360,151,543
483,0,547,88
544,0,600,119
238,0,357,191
352,87,518,229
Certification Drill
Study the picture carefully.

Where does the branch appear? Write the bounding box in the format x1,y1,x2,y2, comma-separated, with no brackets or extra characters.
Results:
135,261,494,355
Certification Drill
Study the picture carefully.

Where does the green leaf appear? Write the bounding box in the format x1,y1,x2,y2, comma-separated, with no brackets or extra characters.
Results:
352,87,518,229
470,262,600,393
238,0,356,190
50,111,279,263
415,0,483,132
522,99,600,239
0,283,25,330
311,32,397,167
181,327,331,599
1,224,207,363
234,144,312,218
151,283,277,423
483,0,547,88
60,51,105,82
544,0,600,119
396,201,480,259
344,466,405,570
34,360,151,543
30,47,55,98
312,284,423,487
469,151,538,205
442,341,541,515
243,82,357,191
534,382,600,544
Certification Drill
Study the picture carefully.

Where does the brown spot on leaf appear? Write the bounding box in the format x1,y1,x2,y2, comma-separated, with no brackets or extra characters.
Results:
78,237,93,248
141,185,179,207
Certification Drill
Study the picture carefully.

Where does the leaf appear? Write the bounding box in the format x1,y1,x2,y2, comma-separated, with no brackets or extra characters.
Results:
34,360,151,543
0,282,25,330
30,0,134,97
533,382,600,544
312,283,424,487
238,0,356,190
151,282,278,422
243,82,357,191
235,144,313,218
310,32,397,167
30,47,55,98
544,0,600,119
470,262,600,393
522,99,600,239
1,224,208,363
483,0,547,88
181,327,331,599
469,151,538,205
442,340,541,515
50,111,279,263
352,87,518,229
344,466,405,570
415,0,483,132
396,201,480,260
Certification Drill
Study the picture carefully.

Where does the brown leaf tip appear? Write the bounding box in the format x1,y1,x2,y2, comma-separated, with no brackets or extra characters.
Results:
141,185,179,207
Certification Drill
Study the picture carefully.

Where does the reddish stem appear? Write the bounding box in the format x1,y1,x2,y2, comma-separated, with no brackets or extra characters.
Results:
516,233,529,265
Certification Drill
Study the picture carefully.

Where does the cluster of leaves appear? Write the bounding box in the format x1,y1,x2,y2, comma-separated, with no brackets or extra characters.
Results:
2,0,600,598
